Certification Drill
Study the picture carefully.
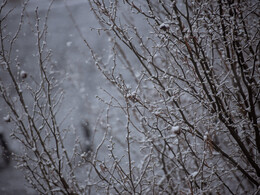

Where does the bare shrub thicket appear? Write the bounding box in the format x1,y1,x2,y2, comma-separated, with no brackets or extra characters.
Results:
86,0,260,194
0,0,259,194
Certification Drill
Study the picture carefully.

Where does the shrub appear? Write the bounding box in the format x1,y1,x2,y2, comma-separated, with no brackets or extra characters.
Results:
0,0,259,194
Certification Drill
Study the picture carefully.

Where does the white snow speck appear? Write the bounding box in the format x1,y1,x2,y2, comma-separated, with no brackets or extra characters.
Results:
20,70,27,79
171,126,180,132
159,23,169,30
66,41,72,47
171,126,181,135
204,132,208,141
3,114,11,122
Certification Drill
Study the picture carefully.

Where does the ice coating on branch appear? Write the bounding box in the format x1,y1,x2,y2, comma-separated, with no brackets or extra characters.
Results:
190,171,198,178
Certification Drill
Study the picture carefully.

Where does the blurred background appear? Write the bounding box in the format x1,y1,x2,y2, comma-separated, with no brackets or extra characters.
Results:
0,0,110,193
